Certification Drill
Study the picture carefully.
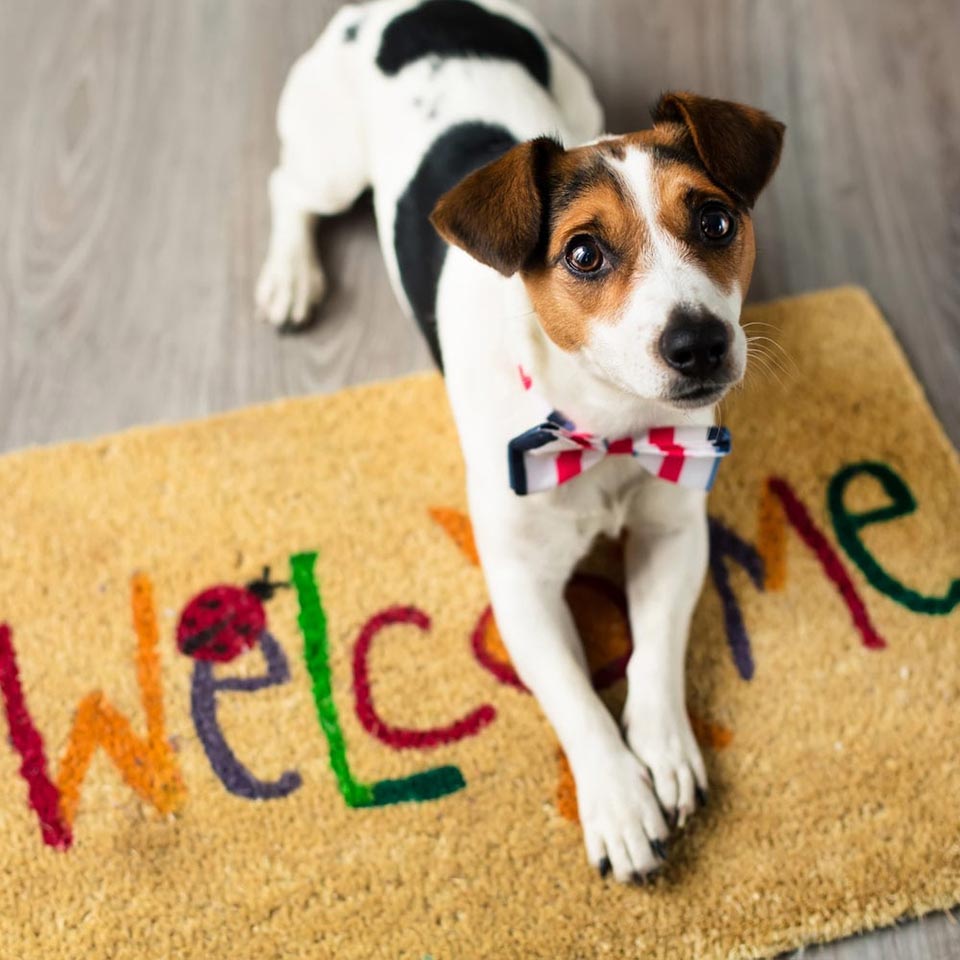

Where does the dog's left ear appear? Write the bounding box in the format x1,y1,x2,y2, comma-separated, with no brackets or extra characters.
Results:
653,91,785,207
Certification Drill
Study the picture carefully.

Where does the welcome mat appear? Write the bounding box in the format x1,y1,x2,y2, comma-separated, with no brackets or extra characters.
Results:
0,287,957,960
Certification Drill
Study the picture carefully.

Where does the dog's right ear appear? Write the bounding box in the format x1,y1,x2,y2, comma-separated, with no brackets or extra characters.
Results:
430,136,562,277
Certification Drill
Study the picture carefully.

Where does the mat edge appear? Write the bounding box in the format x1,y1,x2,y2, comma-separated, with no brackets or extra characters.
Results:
0,370,445,465
749,887,960,960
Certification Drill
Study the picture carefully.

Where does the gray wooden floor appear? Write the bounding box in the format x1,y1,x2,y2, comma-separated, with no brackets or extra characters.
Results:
0,2,957,957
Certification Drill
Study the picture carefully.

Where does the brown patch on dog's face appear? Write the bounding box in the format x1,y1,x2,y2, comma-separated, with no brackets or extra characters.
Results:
519,128,758,352
651,151,756,295
736,216,757,296
521,145,646,351
430,93,782,404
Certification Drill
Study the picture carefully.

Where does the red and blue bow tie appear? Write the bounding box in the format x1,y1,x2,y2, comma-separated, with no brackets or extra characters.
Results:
507,368,731,495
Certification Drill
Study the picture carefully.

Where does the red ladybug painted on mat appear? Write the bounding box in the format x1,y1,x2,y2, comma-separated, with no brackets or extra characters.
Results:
176,567,289,663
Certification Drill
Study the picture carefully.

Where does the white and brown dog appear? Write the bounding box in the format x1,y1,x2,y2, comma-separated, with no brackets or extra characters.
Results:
257,0,784,884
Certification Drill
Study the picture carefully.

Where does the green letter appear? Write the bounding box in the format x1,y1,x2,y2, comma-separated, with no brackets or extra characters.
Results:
290,551,465,807
828,462,959,615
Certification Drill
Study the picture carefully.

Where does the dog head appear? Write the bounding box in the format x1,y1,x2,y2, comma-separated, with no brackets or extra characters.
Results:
431,92,784,409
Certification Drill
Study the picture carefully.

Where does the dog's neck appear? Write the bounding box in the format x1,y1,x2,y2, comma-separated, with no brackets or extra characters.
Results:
504,280,716,437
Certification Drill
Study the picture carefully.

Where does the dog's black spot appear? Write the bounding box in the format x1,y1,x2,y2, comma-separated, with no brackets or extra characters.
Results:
376,0,550,89
343,23,359,42
650,141,702,169
552,157,625,218
394,122,518,367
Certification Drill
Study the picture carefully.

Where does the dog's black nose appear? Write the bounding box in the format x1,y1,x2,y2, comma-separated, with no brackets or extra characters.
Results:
659,308,730,379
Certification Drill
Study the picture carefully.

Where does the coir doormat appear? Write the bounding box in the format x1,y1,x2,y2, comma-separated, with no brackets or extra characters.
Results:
0,287,957,960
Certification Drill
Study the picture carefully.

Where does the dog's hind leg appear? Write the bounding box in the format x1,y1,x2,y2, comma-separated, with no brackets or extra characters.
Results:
257,6,370,327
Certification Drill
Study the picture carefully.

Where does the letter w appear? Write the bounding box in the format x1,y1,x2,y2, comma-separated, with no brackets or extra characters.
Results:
0,574,186,850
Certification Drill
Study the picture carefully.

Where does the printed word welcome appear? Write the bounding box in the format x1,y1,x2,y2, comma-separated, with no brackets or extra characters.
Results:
0,460,953,850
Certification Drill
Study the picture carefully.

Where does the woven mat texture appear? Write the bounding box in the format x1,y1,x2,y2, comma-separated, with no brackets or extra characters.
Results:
0,287,957,959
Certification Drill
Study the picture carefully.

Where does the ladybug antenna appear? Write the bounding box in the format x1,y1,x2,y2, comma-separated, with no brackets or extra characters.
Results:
245,566,291,602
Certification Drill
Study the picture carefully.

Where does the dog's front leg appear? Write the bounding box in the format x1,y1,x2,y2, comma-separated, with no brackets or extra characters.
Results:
622,486,710,832
477,515,669,883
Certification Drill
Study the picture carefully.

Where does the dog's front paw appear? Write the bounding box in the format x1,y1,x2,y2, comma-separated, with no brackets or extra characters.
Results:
255,249,326,328
623,703,707,831
574,747,670,884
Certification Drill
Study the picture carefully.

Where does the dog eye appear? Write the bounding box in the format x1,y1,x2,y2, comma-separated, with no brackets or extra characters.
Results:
698,203,736,244
563,235,605,274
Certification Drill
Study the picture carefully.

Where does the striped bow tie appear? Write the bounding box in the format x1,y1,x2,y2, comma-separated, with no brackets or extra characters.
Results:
507,411,731,496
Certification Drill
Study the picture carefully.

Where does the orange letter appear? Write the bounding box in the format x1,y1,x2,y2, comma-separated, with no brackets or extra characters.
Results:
55,574,186,827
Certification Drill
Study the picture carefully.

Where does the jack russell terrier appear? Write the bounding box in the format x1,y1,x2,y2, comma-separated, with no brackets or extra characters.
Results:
257,0,784,884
